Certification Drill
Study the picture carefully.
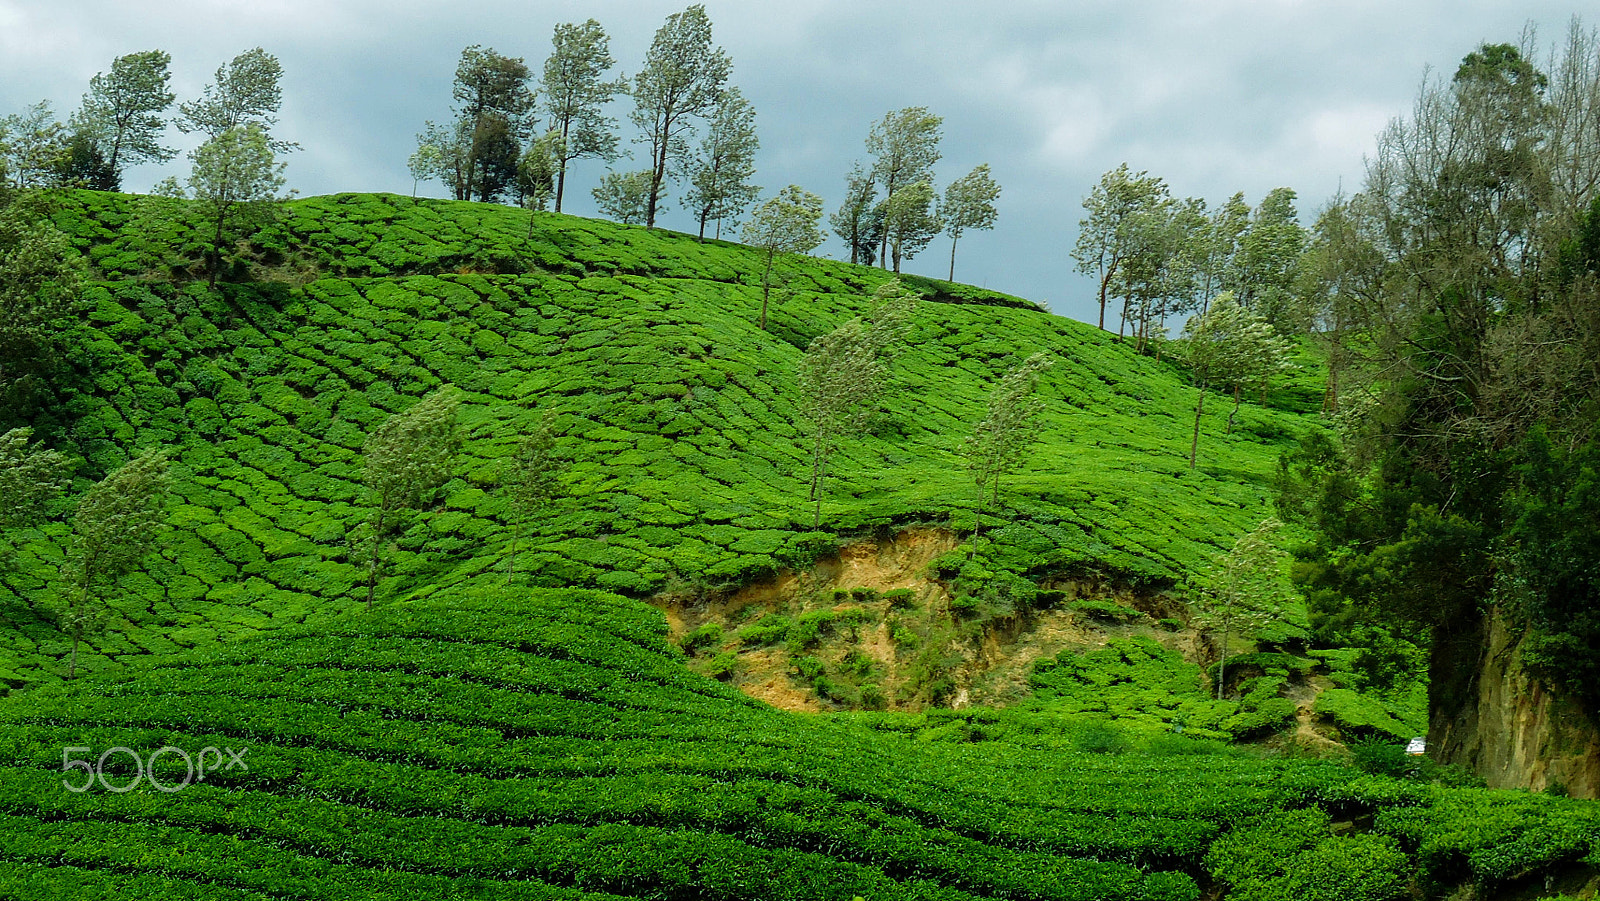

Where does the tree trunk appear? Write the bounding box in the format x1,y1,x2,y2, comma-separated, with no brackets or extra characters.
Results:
971,480,986,541
506,523,520,585
366,504,386,612
812,450,828,530
1216,615,1230,700
760,250,776,331
647,137,669,228
1189,376,1207,471
1227,384,1241,435
209,205,227,289
949,233,959,282
698,211,708,241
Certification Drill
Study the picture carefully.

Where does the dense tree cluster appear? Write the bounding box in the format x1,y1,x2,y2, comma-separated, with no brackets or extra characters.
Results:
1277,25,1600,706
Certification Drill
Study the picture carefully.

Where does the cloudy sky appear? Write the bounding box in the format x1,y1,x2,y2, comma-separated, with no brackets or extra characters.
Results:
0,1,1587,324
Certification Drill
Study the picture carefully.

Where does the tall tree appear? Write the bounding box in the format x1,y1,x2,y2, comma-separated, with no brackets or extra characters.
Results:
630,4,731,228
865,107,942,267
177,48,294,152
538,19,626,212
1230,187,1309,333
187,123,285,287
742,185,823,330
939,163,1000,281
880,182,940,274
1071,164,1171,332
962,352,1053,538
451,46,534,203
502,410,567,582
1180,292,1289,469
74,50,176,180
683,86,759,240
798,282,918,528
830,164,879,266
362,388,462,611
0,190,84,396
62,448,171,679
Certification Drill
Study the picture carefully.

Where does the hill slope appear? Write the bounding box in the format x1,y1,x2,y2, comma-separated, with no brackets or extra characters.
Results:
2,193,1599,899
4,191,1308,687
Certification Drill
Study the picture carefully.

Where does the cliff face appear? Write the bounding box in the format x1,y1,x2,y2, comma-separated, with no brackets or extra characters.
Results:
1430,609,1600,799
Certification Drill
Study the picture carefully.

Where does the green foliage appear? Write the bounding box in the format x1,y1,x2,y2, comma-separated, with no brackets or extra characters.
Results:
62,447,172,678
1,188,1318,691
537,18,625,213
1031,636,1294,741
0,428,69,532
75,50,177,177
742,184,822,329
736,613,790,647
362,386,461,609
1313,689,1413,742
962,351,1052,536
590,169,653,225
501,410,567,579
188,123,286,286
939,163,1000,281
679,621,722,655
630,4,730,228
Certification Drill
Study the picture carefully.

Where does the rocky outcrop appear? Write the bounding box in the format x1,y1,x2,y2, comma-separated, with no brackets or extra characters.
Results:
1430,609,1600,799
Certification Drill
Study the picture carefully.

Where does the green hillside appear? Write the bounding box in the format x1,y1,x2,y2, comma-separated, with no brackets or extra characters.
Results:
2,192,1599,898
5,583,1600,900
3,190,1308,687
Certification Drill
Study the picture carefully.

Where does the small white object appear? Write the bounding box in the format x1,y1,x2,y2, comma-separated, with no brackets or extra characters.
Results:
1405,737,1427,756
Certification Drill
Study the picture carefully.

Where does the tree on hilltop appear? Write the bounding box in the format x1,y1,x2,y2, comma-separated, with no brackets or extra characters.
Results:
73,50,177,184
187,123,285,288
449,45,535,203
593,169,656,224
683,86,759,241
538,19,627,212
865,107,942,267
177,48,295,152
940,163,1000,282
742,185,823,331
1072,164,1170,332
830,164,880,267
880,181,940,274
631,4,731,228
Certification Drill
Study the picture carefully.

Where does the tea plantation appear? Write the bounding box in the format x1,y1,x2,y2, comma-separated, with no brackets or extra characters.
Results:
4,190,1306,687
2,191,1597,898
